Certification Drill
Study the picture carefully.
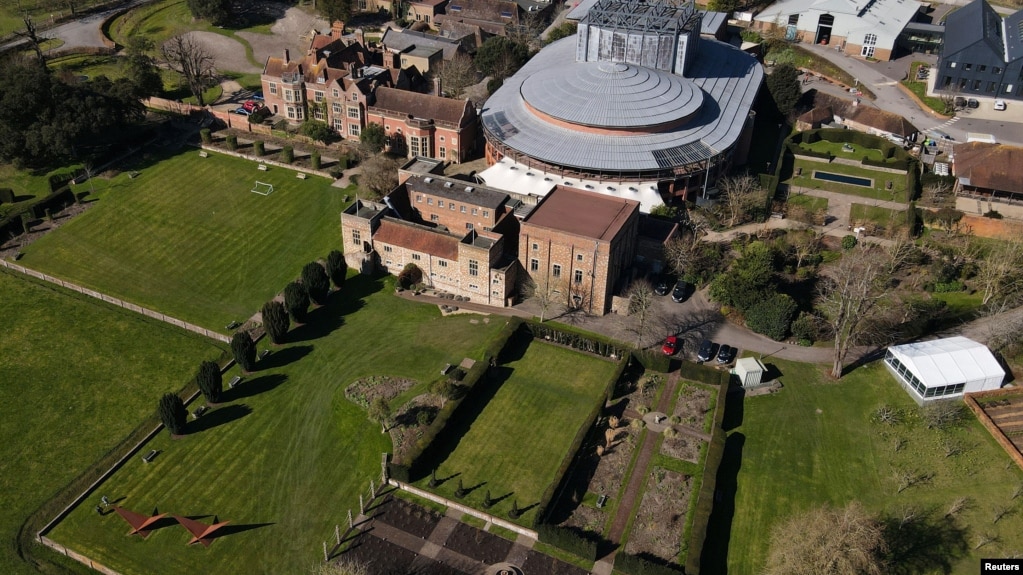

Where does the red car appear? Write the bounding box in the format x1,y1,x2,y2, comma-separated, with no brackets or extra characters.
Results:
242,100,262,112
662,335,679,356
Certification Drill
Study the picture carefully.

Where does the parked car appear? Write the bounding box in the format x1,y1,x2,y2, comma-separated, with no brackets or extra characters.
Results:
231,107,251,115
697,339,715,363
242,100,262,112
252,90,264,101
967,98,980,109
954,96,966,108
671,281,694,303
716,344,736,364
994,99,1007,111
653,275,671,296
662,335,679,356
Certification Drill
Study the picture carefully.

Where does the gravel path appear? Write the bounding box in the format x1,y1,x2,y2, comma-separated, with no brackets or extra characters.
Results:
180,30,259,74
237,6,327,68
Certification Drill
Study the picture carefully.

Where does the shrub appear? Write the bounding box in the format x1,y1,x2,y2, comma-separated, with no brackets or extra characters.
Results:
261,300,290,344
933,280,965,293
616,552,683,575
536,524,599,561
397,263,424,290
509,499,520,519
196,360,223,403
199,128,212,144
0,188,14,203
284,281,310,323
487,77,504,94
745,293,797,340
302,262,331,305
984,210,1003,219
253,140,265,156
281,145,294,164
226,134,237,150
841,235,858,250
158,393,187,435
326,249,347,289
311,150,321,170
790,312,819,344
230,331,257,372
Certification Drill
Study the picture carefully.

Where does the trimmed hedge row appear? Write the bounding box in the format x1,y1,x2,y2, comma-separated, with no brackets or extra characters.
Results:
0,188,14,204
633,348,671,373
536,523,599,561
684,382,730,575
616,552,684,575
524,322,628,359
388,317,524,481
31,188,76,219
678,360,729,385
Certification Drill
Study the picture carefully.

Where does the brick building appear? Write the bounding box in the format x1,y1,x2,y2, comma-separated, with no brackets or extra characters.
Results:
340,174,522,305
366,87,479,163
518,186,639,316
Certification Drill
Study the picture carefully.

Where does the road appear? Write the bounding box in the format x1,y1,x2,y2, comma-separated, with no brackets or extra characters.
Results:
1,0,158,52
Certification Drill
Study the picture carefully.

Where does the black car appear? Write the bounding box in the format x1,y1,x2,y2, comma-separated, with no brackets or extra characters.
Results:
653,275,671,296
671,281,694,303
967,98,980,109
697,339,715,362
717,344,736,364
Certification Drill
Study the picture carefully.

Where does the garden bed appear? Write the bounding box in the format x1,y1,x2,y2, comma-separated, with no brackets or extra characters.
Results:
660,433,702,463
672,382,713,429
624,468,693,562
444,521,514,564
374,495,444,539
389,393,444,462
344,375,417,408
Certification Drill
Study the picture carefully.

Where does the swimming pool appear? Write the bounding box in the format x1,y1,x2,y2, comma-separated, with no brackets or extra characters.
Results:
813,171,873,187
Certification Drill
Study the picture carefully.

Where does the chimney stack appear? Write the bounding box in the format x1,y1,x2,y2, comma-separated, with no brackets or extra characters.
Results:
283,48,290,64
434,76,442,97
332,20,345,40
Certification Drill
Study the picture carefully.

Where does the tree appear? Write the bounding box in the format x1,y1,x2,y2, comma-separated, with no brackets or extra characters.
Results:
14,16,46,66
745,293,797,340
763,502,887,575
766,63,801,116
663,234,702,280
326,250,348,289
397,263,423,289
523,275,558,322
261,300,290,344
791,229,823,269
231,331,257,372
817,246,896,378
300,120,332,143
359,123,387,154
302,262,331,305
545,21,577,43
368,397,391,432
973,237,1023,307
718,174,766,227
122,37,163,98
158,393,188,435
161,34,216,106
358,155,400,199
186,0,230,25
196,360,223,403
432,53,477,98
710,241,776,312
284,281,310,323
319,0,352,26
475,37,529,79
626,279,656,347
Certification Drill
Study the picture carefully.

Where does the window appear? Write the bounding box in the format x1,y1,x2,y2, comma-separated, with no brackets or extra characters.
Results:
483,210,489,218
466,222,474,230
348,124,360,136
430,214,439,221
314,91,324,102
530,259,539,272
973,79,982,90
449,203,455,211
352,230,361,245
351,94,359,102
788,14,799,25
384,245,392,252
576,254,584,262
347,106,361,119
949,62,956,68
979,65,987,72
1007,84,1015,94
438,260,448,267
532,243,538,251
313,107,325,120
964,63,973,71
269,82,278,95
469,284,478,290
472,208,478,215
333,89,339,98
460,206,466,213
287,106,297,119
861,33,876,58
409,135,425,157
574,269,583,284
412,253,421,261
438,200,445,208
468,260,479,276
440,136,445,142
552,264,561,278
439,147,446,159
358,0,366,9
416,195,423,203
427,198,433,205
333,103,342,115
284,89,294,102
994,67,1002,74
333,118,343,131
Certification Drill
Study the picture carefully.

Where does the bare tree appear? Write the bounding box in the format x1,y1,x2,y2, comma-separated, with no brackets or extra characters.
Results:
432,53,477,99
946,496,970,518
763,501,887,575
311,557,370,575
357,155,401,199
974,532,999,550
625,279,656,347
817,246,898,378
15,16,46,65
973,237,1023,306
161,34,217,106
506,12,547,49
993,504,1015,524
521,275,559,322
941,437,965,458
920,180,954,209
893,467,930,493
791,229,823,269
718,174,765,228
663,234,701,279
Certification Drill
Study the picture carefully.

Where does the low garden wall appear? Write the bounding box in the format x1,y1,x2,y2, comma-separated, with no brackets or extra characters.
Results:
387,479,537,539
965,389,1023,471
198,145,336,180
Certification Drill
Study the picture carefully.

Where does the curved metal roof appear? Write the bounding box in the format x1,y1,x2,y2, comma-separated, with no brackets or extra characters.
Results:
482,36,763,173
519,61,703,129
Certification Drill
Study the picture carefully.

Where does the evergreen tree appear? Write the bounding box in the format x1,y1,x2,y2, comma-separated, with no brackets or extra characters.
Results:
326,250,348,289
284,281,310,323
302,262,331,305
196,360,223,403
766,63,801,116
261,300,290,344
158,393,187,435
230,331,257,372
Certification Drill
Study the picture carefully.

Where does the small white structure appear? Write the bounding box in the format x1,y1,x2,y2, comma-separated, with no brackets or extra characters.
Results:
733,357,767,388
884,336,1005,405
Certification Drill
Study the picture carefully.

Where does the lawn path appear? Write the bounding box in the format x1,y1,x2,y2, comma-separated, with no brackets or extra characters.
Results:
605,370,680,551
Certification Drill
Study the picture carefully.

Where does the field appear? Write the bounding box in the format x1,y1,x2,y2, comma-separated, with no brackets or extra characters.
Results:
413,340,617,526
47,275,506,574
785,192,828,213
0,0,110,37
21,148,347,333
709,360,1023,575
787,158,909,202
0,270,226,575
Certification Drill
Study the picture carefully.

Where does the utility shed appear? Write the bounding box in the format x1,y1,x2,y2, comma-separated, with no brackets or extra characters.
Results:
734,357,766,388
884,336,1005,405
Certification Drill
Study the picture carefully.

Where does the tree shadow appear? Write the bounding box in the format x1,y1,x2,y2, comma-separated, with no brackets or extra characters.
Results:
429,471,460,488
206,522,275,541
224,373,288,401
699,432,745,575
489,491,514,506
658,307,723,357
287,304,346,343
257,345,312,371
882,509,969,575
841,346,887,376
461,481,486,496
188,404,253,433
394,404,439,427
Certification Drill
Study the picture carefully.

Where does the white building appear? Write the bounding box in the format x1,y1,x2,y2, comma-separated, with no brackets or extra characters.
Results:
734,357,767,388
884,336,1005,404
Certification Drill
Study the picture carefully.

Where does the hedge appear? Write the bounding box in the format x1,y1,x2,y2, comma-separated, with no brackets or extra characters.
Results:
633,348,671,373
0,188,14,204
536,524,599,562
678,361,728,385
31,188,76,219
524,322,628,360
906,157,920,202
684,382,729,575
786,142,830,160
616,552,684,575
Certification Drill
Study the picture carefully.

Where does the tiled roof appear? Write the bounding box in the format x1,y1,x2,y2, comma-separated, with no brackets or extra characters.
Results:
381,28,462,61
444,0,521,24
374,218,461,260
263,57,300,77
523,186,638,241
842,105,917,137
405,175,509,209
954,142,1023,194
797,106,834,125
371,87,473,126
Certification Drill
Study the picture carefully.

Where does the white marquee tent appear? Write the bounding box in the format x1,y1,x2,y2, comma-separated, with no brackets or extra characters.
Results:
884,336,1004,404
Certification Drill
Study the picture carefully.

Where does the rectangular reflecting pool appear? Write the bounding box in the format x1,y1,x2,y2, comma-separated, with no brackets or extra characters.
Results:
812,170,873,187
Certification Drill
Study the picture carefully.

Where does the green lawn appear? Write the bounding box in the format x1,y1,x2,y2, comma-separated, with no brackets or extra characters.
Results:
0,0,110,37
850,203,905,228
0,270,226,575
799,140,885,162
717,360,1023,575
787,159,908,203
785,193,828,213
21,148,347,333
413,341,617,526
48,276,506,574
902,62,950,115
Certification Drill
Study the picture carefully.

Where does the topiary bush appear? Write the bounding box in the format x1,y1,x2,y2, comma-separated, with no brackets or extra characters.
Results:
199,128,212,144
841,235,858,250
302,262,331,305
226,134,237,150
311,150,321,170
253,140,265,156
281,145,294,164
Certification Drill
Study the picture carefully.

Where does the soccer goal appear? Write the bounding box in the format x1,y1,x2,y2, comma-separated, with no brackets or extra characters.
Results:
251,181,274,196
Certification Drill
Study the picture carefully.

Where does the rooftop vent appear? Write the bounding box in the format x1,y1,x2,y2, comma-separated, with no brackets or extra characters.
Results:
585,184,594,190
445,182,453,188
526,172,534,176
628,187,638,192
544,177,553,182
465,186,474,193
424,177,433,183
607,186,616,191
